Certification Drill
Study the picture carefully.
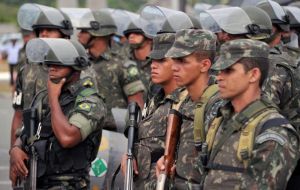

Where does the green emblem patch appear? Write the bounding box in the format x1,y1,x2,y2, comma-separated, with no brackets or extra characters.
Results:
128,67,138,77
78,103,91,111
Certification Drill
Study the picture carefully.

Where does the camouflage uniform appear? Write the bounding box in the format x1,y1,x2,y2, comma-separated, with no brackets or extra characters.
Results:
21,77,106,190
129,49,152,91
262,44,300,129
133,32,178,189
134,88,182,190
90,49,145,129
165,29,222,189
204,39,300,190
13,63,48,110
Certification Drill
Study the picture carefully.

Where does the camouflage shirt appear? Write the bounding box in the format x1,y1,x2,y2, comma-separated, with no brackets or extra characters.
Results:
175,81,222,186
90,49,145,129
133,88,182,190
129,50,152,91
204,100,299,190
262,45,300,129
21,77,106,188
12,62,48,110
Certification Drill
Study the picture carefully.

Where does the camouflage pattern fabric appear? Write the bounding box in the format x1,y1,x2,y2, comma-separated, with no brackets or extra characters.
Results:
212,39,269,71
21,63,48,109
23,77,106,189
166,29,217,58
90,49,145,130
134,88,182,190
262,44,300,129
203,100,299,190
148,33,175,60
129,49,152,92
174,82,221,186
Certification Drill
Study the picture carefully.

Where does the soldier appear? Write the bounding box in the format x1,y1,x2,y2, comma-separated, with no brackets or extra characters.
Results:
123,18,153,92
77,10,145,130
156,29,221,189
9,38,106,189
203,39,299,189
121,32,180,189
11,4,73,147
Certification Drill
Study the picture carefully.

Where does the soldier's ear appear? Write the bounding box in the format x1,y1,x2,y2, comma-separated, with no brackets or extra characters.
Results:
200,58,211,73
249,67,261,84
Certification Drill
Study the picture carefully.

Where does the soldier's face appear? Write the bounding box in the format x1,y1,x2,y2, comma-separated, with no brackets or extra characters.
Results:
216,63,251,100
172,54,202,87
128,33,144,44
151,58,174,85
48,65,73,81
78,30,91,46
39,28,63,38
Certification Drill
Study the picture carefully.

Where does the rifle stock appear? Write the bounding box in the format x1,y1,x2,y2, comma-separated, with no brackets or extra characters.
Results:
156,109,182,190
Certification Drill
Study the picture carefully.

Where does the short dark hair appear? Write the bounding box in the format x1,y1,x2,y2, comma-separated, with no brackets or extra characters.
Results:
193,50,215,63
239,57,269,87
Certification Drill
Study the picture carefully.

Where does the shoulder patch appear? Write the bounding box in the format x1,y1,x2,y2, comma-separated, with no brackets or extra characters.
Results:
128,66,139,77
255,131,287,146
78,102,92,112
82,78,94,87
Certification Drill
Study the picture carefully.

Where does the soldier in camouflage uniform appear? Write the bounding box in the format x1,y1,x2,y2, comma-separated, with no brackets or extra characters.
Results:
10,38,106,189
11,4,73,148
121,32,179,190
123,19,153,92
156,29,221,189
203,39,299,190
77,10,145,130
256,1,300,130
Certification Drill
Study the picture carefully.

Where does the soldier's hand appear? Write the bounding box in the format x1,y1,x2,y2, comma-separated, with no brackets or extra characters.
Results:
48,77,66,99
155,156,176,178
156,156,165,177
121,154,138,176
9,165,17,187
9,147,29,178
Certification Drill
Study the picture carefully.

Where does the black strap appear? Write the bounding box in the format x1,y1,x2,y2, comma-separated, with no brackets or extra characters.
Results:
260,118,290,134
206,163,246,173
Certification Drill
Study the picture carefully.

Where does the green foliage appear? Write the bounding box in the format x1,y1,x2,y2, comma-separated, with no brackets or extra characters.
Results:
0,0,55,7
0,2,18,24
108,0,147,12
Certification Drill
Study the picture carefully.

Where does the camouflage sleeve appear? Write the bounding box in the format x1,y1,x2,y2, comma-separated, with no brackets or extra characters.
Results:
262,66,292,107
120,61,145,96
12,67,24,110
248,125,299,189
69,94,107,141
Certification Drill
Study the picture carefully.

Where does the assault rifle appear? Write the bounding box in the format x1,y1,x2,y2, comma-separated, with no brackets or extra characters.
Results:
124,102,140,190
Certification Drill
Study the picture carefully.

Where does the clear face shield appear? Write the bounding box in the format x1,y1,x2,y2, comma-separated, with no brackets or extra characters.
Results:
18,3,66,30
201,7,253,35
105,9,139,37
26,38,81,66
139,5,193,35
60,8,91,29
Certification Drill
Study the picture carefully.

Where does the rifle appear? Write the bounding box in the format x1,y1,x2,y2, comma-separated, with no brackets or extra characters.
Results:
124,102,140,190
15,108,38,190
156,109,182,190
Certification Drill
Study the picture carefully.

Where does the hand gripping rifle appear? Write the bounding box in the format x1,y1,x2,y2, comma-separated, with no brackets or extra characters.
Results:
156,109,182,190
14,107,38,190
124,102,140,190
